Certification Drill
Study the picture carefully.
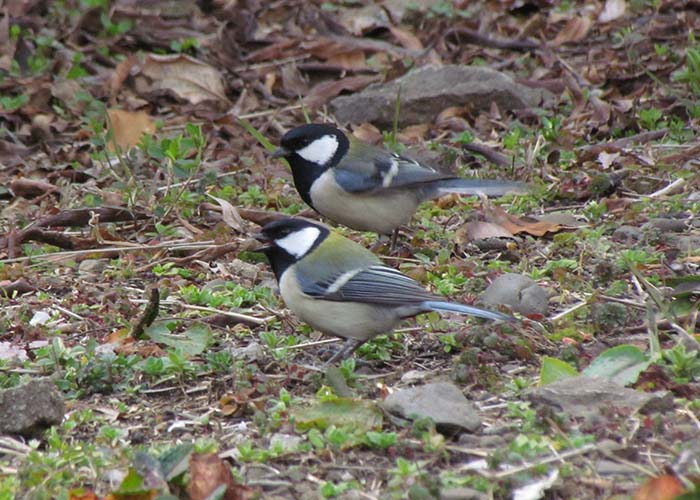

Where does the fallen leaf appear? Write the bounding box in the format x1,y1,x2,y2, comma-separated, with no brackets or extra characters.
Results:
108,54,138,101
305,74,379,109
10,178,59,199
106,109,156,152
480,198,566,237
69,490,99,500
552,16,592,46
388,26,423,50
209,195,245,232
633,475,685,500
187,453,252,500
457,220,516,242
352,122,383,144
0,342,27,362
599,0,626,23
138,53,229,105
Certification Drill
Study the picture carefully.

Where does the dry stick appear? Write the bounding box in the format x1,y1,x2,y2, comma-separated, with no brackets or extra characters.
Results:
549,300,588,322
443,27,540,51
130,298,272,326
461,142,512,167
0,241,217,265
470,443,597,479
648,178,686,198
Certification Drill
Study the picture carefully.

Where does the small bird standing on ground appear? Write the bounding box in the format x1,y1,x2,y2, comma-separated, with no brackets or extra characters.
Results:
272,123,525,242
253,217,513,364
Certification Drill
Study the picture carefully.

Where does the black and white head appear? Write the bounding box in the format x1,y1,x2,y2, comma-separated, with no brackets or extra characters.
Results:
272,124,349,169
253,218,329,279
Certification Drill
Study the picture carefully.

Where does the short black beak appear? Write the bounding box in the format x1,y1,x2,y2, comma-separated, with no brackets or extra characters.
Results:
251,232,273,253
271,147,289,159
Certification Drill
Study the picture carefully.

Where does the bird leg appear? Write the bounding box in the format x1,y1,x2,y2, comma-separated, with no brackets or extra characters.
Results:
324,338,364,366
389,228,399,253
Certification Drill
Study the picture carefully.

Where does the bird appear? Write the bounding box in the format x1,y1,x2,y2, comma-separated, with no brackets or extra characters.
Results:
271,123,526,242
253,217,513,364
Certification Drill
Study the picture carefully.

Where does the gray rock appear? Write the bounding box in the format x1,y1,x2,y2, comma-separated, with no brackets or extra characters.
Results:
595,459,640,476
382,382,481,433
78,259,108,277
331,65,549,127
482,273,548,316
440,486,488,500
0,378,64,436
526,376,672,419
229,341,265,362
611,225,642,244
270,433,302,453
643,218,688,233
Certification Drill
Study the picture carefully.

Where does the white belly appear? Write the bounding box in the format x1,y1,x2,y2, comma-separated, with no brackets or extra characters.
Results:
310,172,421,234
279,269,401,340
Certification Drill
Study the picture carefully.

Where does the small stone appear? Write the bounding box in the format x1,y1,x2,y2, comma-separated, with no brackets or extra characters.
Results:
643,218,688,233
611,225,642,244
482,273,548,316
526,376,671,420
229,341,264,362
331,65,550,127
382,382,481,433
226,259,260,280
270,433,302,453
440,486,488,500
78,259,108,276
595,459,639,476
0,378,65,436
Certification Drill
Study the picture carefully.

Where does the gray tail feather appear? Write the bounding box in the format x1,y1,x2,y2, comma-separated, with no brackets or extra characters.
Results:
423,301,513,322
435,179,528,197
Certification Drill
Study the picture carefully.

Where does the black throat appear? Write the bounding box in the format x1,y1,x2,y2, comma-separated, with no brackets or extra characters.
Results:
287,132,349,209
288,157,327,209
262,246,296,282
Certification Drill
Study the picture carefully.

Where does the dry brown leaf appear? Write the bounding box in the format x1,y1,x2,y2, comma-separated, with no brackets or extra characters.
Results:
397,124,429,142
187,453,251,500
109,54,138,101
388,25,423,50
632,475,685,500
481,199,564,237
352,123,383,144
280,63,309,96
106,109,156,152
209,195,244,232
338,4,390,35
552,16,592,46
305,75,378,109
138,53,229,105
326,49,367,70
10,178,58,198
458,221,516,241
69,490,99,500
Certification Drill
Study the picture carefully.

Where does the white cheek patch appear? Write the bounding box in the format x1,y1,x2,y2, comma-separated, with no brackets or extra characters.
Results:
296,134,339,165
275,227,321,258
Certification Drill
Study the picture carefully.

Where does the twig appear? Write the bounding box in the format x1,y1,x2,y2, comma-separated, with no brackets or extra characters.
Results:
471,444,597,479
0,241,217,265
648,178,686,198
444,27,540,51
550,300,588,321
130,298,273,326
53,305,84,321
273,338,339,351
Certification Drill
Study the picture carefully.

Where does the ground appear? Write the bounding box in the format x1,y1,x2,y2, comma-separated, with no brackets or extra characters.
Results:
0,1,699,499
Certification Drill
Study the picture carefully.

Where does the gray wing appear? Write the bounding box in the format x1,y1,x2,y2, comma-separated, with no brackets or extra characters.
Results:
335,142,453,194
298,264,434,306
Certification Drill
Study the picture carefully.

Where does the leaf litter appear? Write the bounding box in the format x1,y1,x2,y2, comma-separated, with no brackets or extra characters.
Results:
0,0,699,498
